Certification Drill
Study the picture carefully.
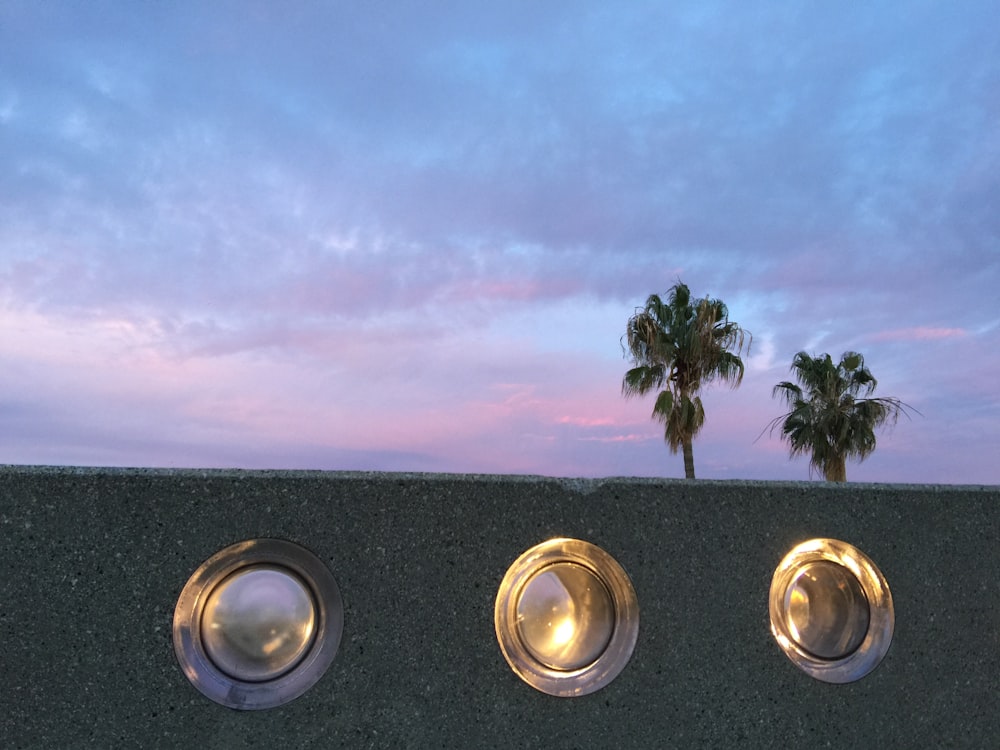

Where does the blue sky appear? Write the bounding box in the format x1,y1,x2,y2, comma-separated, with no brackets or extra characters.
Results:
2,1,998,482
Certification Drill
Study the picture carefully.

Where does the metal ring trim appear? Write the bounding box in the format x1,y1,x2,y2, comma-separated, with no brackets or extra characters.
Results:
494,538,639,697
769,538,894,683
173,539,343,709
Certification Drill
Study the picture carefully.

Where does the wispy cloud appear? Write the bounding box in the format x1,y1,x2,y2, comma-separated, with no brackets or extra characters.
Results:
869,327,969,342
579,434,656,444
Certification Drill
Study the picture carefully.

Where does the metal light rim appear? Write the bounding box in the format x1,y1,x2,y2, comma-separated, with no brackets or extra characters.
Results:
494,537,640,697
172,538,343,710
768,537,894,684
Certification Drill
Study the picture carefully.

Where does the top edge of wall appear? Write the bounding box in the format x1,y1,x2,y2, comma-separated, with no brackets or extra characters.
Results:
2,463,997,493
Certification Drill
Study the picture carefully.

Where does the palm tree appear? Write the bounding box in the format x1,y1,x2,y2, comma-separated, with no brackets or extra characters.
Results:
766,351,915,481
622,282,751,479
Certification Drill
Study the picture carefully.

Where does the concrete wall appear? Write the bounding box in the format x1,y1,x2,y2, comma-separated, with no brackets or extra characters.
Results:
1,467,997,748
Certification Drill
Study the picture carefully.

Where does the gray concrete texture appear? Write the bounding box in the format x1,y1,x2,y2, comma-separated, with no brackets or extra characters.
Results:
1,467,997,748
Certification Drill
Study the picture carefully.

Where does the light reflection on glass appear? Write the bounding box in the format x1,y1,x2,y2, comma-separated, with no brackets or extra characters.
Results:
515,562,614,671
201,565,317,682
494,538,639,697
783,560,869,660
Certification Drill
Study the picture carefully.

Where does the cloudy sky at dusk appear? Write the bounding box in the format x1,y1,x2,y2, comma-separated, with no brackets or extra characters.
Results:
2,2,998,483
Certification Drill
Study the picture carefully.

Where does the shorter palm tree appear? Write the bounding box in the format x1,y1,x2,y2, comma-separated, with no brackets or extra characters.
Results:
765,350,916,481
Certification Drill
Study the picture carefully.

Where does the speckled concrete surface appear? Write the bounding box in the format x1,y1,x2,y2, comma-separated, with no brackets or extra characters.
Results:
1,467,997,748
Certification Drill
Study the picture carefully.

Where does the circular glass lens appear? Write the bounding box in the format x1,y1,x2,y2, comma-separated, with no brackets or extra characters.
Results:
201,565,317,682
783,560,870,660
515,562,615,671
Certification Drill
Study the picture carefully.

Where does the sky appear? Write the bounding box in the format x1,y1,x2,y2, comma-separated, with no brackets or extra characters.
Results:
1,2,998,483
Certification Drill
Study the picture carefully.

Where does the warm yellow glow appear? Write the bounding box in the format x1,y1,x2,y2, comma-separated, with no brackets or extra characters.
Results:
551,617,576,647
798,539,826,554
840,555,865,581
515,563,613,671
786,585,808,644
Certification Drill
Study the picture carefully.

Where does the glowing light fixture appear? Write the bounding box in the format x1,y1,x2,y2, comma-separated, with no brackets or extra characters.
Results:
769,538,893,683
495,538,639,697
173,539,343,709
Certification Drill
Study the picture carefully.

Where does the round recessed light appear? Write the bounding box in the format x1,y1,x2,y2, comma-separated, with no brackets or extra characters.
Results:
495,538,639,697
769,538,893,683
516,562,616,671
201,565,317,682
173,539,343,709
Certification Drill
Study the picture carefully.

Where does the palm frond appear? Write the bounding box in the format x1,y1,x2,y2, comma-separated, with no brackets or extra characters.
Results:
622,364,666,398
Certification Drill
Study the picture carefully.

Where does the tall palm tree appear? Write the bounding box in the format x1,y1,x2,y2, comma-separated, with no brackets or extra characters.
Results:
622,282,751,479
766,351,915,481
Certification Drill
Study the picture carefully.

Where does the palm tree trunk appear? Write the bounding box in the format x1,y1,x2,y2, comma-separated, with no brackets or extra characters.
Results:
682,439,696,479
824,456,847,482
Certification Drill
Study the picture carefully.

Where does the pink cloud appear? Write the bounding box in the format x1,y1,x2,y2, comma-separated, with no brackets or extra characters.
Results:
556,416,617,427
578,433,656,443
